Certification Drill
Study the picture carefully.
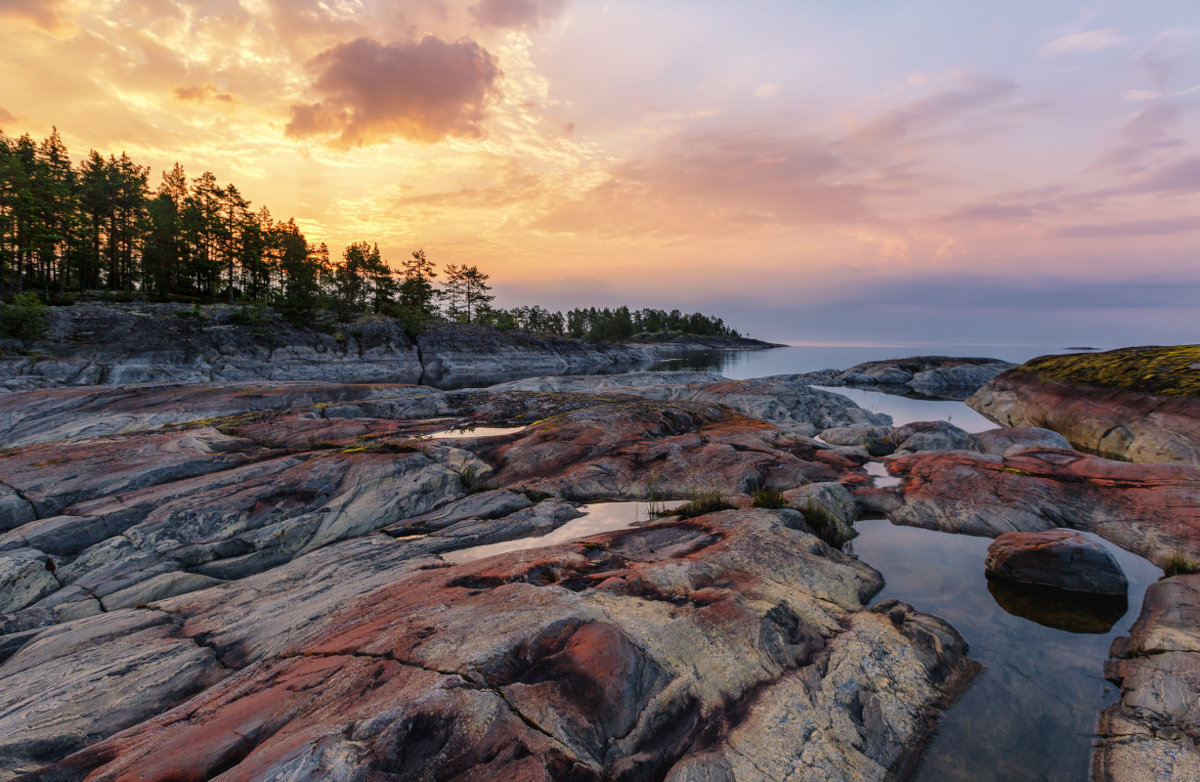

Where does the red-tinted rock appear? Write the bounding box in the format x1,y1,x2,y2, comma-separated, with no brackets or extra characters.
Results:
985,530,1128,595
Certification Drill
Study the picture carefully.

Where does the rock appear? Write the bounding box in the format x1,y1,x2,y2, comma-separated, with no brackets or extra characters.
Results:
819,424,896,454
970,426,1072,456
782,482,859,546
14,510,971,781
0,549,59,613
892,420,972,453
834,357,1014,398
968,349,1200,465
1097,575,1200,782
864,448,1200,570
985,530,1129,596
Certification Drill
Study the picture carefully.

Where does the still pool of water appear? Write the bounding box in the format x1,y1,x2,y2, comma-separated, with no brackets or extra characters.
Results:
441,501,685,564
419,425,529,440
849,519,1161,781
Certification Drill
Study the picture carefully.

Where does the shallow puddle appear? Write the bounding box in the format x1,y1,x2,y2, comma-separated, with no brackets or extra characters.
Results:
849,519,1161,781
441,500,685,564
864,461,901,488
420,424,528,440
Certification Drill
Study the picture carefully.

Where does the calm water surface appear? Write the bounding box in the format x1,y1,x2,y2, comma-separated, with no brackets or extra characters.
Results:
658,344,1102,429
850,520,1161,781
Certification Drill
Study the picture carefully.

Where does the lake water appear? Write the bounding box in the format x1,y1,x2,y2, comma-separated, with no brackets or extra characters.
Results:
657,344,1097,430
850,519,1161,781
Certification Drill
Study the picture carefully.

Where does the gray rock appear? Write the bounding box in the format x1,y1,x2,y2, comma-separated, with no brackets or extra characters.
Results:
0,549,59,613
970,426,1072,456
985,530,1128,595
893,420,973,453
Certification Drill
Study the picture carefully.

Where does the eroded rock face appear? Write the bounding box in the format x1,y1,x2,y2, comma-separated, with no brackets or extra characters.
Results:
969,369,1200,465
12,511,970,782
1097,575,1200,782
0,374,981,781
985,530,1128,596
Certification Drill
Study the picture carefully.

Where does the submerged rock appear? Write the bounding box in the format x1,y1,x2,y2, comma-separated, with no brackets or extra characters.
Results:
832,356,1014,397
985,530,1128,596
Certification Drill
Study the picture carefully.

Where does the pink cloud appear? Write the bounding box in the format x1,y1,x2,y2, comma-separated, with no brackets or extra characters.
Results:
470,0,567,30
286,35,501,148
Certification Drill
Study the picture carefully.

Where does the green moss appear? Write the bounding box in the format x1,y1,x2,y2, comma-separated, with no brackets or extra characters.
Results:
1022,345,1200,397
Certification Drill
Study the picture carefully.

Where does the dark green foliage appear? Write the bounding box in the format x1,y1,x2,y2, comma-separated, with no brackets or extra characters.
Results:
672,490,735,519
1,292,48,341
751,488,788,509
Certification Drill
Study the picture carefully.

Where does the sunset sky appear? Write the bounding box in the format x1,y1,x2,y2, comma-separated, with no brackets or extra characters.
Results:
1,0,1197,346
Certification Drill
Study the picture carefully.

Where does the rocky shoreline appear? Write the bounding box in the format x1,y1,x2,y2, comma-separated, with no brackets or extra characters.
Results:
0,303,778,393
0,348,1196,780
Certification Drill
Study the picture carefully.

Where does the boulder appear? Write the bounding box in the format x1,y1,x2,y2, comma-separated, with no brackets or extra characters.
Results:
985,530,1128,596
970,426,1071,456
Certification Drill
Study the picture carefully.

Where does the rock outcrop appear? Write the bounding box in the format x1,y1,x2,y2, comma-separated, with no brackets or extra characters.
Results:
0,304,774,393
1097,574,1200,782
984,530,1128,596
968,347,1200,465
856,447,1200,569
819,356,1014,399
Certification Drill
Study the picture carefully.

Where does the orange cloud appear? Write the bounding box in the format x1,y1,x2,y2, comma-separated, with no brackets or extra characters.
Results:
286,35,502,148
172,83,237,105
0,0,68,30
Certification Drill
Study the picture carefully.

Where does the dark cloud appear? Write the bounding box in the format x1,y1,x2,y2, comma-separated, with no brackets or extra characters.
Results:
1050,217,1200,238
0,0,67,29
173,83,237,104
470,0,566,30
286,35,501,148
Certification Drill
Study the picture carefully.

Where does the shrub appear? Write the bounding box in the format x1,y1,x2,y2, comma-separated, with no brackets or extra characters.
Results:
672,490,734,520
1,293,48,341
1164,552,1200,577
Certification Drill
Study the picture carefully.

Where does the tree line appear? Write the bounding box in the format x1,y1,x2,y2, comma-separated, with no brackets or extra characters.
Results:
0,126,740,341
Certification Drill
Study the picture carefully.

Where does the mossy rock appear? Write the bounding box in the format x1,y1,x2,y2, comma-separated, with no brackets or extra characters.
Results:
1022,345,1200,398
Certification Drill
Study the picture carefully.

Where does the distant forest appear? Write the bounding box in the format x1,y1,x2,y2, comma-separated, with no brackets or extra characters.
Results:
0,127,740,340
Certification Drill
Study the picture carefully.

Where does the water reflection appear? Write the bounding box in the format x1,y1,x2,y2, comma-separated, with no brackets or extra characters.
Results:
986,574,1128,634
849,519,1160,782
441,500,685,564
419,425,528,440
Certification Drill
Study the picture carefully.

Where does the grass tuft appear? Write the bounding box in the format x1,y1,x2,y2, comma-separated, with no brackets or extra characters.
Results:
1164,551,1200,577
751,488,788,509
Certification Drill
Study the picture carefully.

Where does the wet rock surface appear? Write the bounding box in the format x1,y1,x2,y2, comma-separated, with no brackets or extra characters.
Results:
985,530,1129,596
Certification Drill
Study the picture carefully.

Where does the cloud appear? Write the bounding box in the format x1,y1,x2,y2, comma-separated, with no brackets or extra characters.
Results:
0,105,15,124
1043,29,1128,54
286,35,502,148
1120,155,1200,196
470,0,567,30
0,0,67,30
846,73,1017,148
1049,216,1200,238
754,83,779,100
533,128,883,238
173,83,237,104
935,204,1038,222
1091,102,1188,174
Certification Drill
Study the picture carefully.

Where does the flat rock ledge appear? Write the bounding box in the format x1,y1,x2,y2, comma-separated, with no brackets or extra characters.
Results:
0,375,970,781
985,529,1128,596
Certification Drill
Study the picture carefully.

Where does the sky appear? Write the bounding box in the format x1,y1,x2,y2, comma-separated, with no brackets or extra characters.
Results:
0,0,1197,346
